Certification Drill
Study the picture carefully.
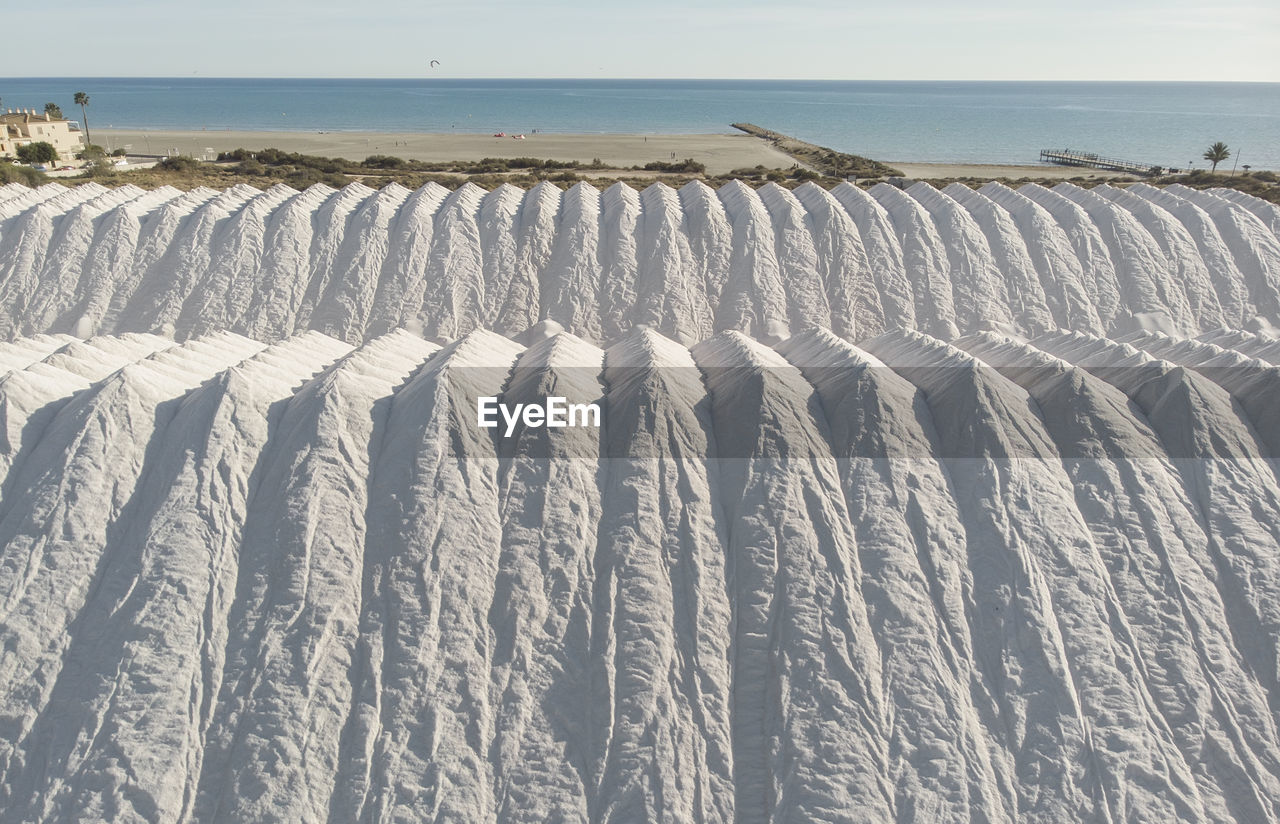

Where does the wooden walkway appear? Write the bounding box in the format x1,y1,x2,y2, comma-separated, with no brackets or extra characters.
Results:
1040,149,1162,175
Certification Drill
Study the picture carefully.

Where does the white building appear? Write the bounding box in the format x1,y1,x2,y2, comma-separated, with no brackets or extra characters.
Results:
1,108,86,161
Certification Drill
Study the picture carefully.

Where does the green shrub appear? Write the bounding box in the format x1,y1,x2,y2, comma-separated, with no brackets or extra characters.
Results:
425,174,468,188
0,162,47,185
284,167,348,189
16,142,58,164
237,148,349,173
364,154,406,169
77,144,107,160
157,155,200,173
642,158,706,174
504,157,580,170
471,158,513,174
82,163,118,181
726,165,770,181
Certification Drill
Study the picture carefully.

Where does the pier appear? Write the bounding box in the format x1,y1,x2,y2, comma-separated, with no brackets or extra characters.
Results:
1039,148,1163,175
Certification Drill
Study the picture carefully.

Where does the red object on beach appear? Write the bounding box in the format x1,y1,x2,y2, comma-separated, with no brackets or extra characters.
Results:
493,132,506,137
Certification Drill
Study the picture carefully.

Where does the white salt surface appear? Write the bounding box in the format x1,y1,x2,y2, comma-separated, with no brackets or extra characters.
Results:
0,180,1276,344
0,180,1279,822
0,321,1274,820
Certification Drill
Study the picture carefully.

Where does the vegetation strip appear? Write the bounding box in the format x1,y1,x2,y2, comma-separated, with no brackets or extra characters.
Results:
731,122,903,178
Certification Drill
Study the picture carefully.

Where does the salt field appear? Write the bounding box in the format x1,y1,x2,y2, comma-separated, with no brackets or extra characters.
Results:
2,178,1280,822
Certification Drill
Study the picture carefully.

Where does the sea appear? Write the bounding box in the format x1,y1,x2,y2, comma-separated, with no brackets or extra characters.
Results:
3,78,1278,170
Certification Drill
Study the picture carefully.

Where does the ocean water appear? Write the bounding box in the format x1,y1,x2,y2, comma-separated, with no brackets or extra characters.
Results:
2,78,1277,169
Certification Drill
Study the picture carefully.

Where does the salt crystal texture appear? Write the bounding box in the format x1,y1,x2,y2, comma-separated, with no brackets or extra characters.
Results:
0,181,1278,822
2,180,1275,342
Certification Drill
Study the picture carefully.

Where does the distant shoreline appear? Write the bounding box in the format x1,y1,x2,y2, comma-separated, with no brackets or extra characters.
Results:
96,129,794,177
10,78,1272,169
96,128,1127,180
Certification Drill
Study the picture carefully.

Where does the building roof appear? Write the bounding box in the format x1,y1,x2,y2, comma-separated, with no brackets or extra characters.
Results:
1,109,71,125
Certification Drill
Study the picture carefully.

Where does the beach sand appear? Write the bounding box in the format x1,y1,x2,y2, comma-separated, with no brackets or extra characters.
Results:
97,129,800,176
96,129,1124,180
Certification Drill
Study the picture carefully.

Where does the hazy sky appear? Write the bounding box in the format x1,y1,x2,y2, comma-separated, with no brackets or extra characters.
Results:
7,0,1277,81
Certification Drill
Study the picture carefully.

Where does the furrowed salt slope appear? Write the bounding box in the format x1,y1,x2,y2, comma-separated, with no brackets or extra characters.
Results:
2,324,1280,821
7,333,353,824
862,330,1200,823
2,181,1277,345
958,332,1280,822
351,329,523,823
775,329,1012,823
0,332,269,819
4,177,1280,823
1031,330,1280,712
196,330,433,824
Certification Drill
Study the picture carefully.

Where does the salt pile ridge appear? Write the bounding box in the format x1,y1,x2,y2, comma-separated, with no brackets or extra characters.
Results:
1,181,1277,344
4,179,1280,821
1,319,1280,821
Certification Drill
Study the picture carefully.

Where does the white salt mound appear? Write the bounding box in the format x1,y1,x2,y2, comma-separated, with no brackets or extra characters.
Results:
1,180,1280,822
0,321,1275,821
0,180,1276,344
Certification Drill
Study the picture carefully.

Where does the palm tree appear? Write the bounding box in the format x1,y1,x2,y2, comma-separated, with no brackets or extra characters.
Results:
1203,141,1230,173
74,92,91,146
44,102,63,119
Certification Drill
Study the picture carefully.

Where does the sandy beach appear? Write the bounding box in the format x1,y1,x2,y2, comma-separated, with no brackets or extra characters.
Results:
97,129,799,176
94,128,1122,180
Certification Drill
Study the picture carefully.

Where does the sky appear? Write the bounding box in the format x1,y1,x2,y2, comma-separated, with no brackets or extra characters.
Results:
5,0,1278,81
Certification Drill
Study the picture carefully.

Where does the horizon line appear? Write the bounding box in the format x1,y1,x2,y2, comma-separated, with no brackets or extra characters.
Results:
4,76,1278,84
